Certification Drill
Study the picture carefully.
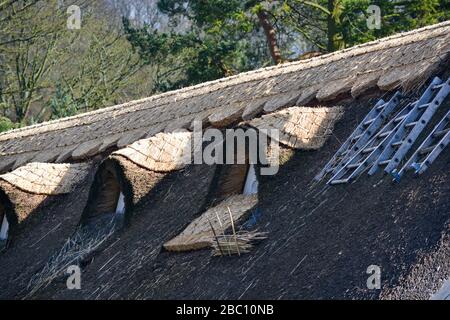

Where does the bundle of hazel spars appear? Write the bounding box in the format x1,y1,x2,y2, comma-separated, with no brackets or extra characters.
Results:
209,207,267,257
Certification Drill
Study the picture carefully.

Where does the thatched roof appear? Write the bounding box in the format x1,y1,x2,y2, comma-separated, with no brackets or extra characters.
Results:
247,106,344,149
22,93,450,300
0,162,91,195
0,162,92,224
0,22,449,300
0,163,97,299
0,21,449,172
112,131,192,172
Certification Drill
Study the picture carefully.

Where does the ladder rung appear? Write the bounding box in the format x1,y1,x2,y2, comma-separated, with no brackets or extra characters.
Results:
418,103,430,110
364,118,375,126
347,162,362,169
362,146,377,154
432,83,445,90
376,103,387,110
394,115,407,123
419,145,437,155
330,179,348,185
325,167,336,173
433,128,450,138
379,159,391,165
391,141,403,147
405,121,418,128
377,130,393,139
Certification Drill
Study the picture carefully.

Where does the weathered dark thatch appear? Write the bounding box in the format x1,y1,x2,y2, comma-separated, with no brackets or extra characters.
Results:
0,163,92,237
31,163,218,299
81,131,193,224
0,163,97,299
80,155,165,225
28,85,450,300
0,22,449,300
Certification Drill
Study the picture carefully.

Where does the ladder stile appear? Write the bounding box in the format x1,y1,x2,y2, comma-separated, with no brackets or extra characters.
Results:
328,119,405,184
317,76,450,186
417,132,450,174
329,92,402,177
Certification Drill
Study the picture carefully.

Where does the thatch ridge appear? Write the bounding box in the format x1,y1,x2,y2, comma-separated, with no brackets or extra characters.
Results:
111,131,193,173
1,20,449,139
0,21,449,171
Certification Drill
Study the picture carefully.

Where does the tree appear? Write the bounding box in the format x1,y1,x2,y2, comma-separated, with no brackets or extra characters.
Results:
124,1,274,92
282,0,446,52
0,0,145,129
0,0,64,123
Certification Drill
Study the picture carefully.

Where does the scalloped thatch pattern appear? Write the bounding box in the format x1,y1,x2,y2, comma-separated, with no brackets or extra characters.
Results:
0,162,91,195
248,106,344,150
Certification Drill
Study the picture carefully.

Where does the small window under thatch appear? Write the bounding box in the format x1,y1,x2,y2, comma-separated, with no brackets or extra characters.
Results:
213,163,249,202
0,202,8,241
243,164,258,195
83,163,124,222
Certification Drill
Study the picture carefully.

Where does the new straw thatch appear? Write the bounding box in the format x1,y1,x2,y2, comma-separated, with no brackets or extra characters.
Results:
0,22,448,171
248,106,344,150
163,194,258,252
112,131,193,172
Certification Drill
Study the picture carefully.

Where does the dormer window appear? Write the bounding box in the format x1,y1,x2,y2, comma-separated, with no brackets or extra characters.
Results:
115,192,125,216
0,204,8,241
243,164,258,195
82,162,127,226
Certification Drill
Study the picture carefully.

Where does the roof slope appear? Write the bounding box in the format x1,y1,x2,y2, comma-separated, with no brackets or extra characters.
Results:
0,21,449,171
26,92,450,300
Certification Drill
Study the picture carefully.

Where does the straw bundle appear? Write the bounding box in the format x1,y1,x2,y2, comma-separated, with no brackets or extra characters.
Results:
163,194,258,252
211,230,268,256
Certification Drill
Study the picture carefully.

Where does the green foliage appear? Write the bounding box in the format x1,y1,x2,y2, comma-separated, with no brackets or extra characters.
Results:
339,0,445,47
49,85,78,119
0,1,144,125
0,116,17,133
124,0,271,92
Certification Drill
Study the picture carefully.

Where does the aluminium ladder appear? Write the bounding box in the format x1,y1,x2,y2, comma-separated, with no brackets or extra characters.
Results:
370,76,450,175
314,92,401,181
327,76,450,185
392,107,450,180
327,102,413,185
